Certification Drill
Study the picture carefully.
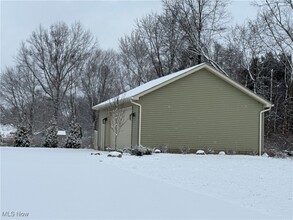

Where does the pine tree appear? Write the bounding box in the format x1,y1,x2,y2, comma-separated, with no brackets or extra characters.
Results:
14,125,30,147
65,120,82,148
44,120,58,148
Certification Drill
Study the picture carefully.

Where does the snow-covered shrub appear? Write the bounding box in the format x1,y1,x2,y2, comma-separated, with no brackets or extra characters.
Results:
218,151,226,155
14,125,30,147
44,120,58,148
65,120,82,148
107,151,122,158
130,145,152,156
144,149,152,155
180,146,190,154
195,150,205,155
262,153,269,157
131,148,143,156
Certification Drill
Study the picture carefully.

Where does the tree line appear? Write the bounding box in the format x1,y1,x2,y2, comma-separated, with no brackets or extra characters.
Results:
0,0,292,148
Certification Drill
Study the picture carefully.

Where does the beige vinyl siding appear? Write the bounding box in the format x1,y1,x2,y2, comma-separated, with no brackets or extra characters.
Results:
138,69,264,153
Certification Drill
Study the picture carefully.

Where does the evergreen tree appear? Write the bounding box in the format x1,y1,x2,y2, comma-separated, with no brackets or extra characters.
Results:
65,120,82,148
44,120,58,148
14,125,30,147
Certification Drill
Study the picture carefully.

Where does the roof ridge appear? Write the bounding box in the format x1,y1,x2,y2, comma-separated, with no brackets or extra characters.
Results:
92,63,272,111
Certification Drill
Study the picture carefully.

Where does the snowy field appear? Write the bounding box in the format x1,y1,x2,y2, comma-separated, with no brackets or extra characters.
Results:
1,147,292,220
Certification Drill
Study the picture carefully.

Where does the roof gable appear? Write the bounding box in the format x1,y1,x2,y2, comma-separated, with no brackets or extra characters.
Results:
92,63,272,110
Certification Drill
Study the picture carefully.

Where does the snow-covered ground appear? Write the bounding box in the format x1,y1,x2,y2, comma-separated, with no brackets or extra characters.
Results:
1,147,292,220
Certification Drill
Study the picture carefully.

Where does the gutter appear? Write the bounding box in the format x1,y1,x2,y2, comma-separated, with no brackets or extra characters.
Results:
130,98,142,146
259,106,273,156
92,96,133,111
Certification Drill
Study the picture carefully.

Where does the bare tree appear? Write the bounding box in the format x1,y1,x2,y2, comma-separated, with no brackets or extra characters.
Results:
254,0,293,81
254,0,293,135
80,49,122,130
211,41,244,82
227,22,267,92
17,22,95,124
119,9,187,85
136,14,165,77
108,96,127,150
0,66,38,129
136,11,186,78
119,30,154,88
163,0,230,74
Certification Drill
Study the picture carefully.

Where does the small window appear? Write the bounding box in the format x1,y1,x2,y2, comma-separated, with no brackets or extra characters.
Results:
129,112,135,120
102,118,107,124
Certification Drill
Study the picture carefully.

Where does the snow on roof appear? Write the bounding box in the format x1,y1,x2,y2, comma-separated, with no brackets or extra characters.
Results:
93,64,204,110
92,62,272,111
57,130,66,136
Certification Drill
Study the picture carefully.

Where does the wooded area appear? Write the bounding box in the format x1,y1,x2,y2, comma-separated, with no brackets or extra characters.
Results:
0,0,292,149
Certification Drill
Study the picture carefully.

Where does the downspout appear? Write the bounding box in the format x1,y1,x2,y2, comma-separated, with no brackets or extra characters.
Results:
259,106,272,156
130,98,142,146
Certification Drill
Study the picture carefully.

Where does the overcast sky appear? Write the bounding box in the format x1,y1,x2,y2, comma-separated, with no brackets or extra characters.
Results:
0,0,257,70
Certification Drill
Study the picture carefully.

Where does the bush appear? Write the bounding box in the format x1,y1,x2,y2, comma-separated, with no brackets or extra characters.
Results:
131,148,143,156
130,145,152,156
107,151,122,158
65,120,82,148
44,120,58,148
144,148,152,155
14,125,30,147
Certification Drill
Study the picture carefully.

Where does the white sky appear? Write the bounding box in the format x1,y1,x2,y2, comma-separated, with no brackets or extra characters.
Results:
0,0,257,70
